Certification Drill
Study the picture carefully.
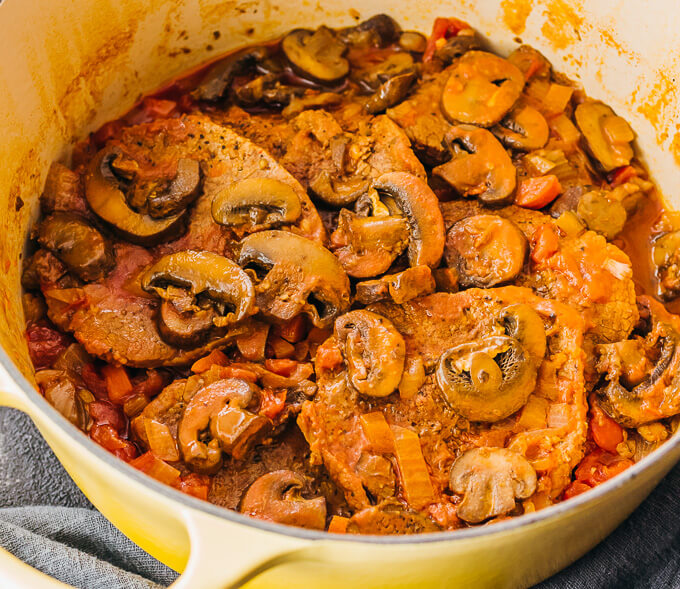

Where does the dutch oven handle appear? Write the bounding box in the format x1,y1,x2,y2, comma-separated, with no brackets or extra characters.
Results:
0,363,73,588
171,509,316,589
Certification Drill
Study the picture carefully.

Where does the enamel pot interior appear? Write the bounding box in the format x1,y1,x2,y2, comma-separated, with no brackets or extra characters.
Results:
1,1,680,588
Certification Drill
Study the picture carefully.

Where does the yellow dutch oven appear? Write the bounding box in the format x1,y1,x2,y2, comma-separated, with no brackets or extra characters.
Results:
1,0,680,587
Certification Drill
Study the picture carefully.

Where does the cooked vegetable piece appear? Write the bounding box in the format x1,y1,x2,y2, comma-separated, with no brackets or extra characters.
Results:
142,250,255,346
575,101,635,172
434,125,517,206
309,172,370,207
445,215,527,288
373,172,445,268
392,427,435,509
436,336,537,422
399,31,427,53
85,147,187,246
515,175,562,209
449,447,537,523
330,208,409,278
441,51,524,126
422,16,472,62
38,213,114,282
282,27,349,83
494,105,549,151
335,310,405,397
576,190,627,239
239,230,350,328
359,412,395,454
365,71,417,114
340,14,401,48
211,178,302,231
653,231,680,300
179,378,269,473
240,470,326,529
501,304,547,362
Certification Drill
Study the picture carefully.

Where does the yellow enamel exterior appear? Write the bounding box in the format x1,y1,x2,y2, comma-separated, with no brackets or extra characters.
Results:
1,1,680,587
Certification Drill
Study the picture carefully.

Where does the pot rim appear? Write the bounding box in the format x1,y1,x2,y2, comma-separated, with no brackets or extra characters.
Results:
4,346,678,545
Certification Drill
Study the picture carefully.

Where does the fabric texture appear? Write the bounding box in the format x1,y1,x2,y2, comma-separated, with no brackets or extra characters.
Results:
1,406,680,589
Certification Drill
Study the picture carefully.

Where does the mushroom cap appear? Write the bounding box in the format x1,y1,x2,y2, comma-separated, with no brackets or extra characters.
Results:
240,470,327,529
449,447,537,523
575,101,635,172
441,51,525,127
433,125,517,206
192,46,269,101
282,27,349,84
436,335,537,422
334,309,406,397
85,147,187,246
211,177,302,231
493,104,549,152
238,230,350,328
373,172,445,269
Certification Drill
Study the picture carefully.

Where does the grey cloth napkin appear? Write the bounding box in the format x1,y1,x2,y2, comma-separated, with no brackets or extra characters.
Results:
1,406,679,589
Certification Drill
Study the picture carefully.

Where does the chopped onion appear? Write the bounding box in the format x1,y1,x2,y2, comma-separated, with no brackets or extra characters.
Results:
144,419,180,462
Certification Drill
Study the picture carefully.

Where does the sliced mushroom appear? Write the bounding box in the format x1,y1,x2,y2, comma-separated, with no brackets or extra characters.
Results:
355,53,415,92
355,266,435,305
434,34,482,65
576,190,627,239
128,158,203,219
436,336,537,422
653,231,680,300
575,101,635,172
364,71,417,114
141,250,255,346
449,447,537,523
445,215,527,288
372,172,445,268
233,74,306,107
282,92,344,118
192,46,269,101
330,208,409,278
238,230,350,328
597,323,680,427
179,378,269,473
339,14,401,48
502,304,547,362
282,27,349,84
335,310,405,398
493,105,549,151
240,470,326,529
85,147,187,246
434,125,517,206
309,172,370,207
37,213,114,282
211,178,302,231
441,51,525,127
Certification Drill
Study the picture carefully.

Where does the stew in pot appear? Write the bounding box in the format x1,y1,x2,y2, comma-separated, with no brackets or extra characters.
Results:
22,14,680,534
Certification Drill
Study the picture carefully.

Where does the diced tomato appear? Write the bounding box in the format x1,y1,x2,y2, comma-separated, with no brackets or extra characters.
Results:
90,423,138,462
530,223,560,263
81,364,109,400
132,369,165,399
562,480,592,500
423,17,471,62
277,315,308,344
608,165,637,187
515,175,563,209
130,451,180,485
259,388,287,420
573,449,633,487
315,341,344,372
25,323,70,370
101,365,134,405
590,401,625,453
264,358,299,377
88,400,127,433
175,473,211,500
191,349,229,373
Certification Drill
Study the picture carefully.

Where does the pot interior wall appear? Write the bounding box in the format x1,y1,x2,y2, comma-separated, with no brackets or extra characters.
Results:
1,0,678,379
